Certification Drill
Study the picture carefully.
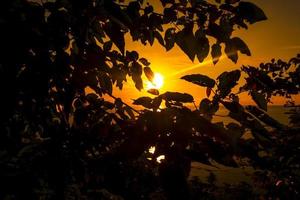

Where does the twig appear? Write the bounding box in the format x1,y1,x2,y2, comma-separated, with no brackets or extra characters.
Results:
193,101,198,111
105,91,141,115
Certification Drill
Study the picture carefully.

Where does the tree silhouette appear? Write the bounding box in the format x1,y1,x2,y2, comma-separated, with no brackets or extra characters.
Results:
0,0,299,199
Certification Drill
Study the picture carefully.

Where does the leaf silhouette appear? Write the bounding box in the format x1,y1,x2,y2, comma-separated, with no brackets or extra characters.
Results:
152,96,163,109
206,87,212,98
164,28,176,51
195,29,210,62
133,97,153,109
147,88,160,95
176,27,196,61
131,61,143,90
207,23,230,43
225,40,238,63
103,41,113,52
199,98,219,114
104,22,125,54
231,37,251,56
211,43,222,65
237,2,267,24
217,70,241,98
250,91,267,111
181,74,215,88
144,67,154,82
139,58,150,66
162,92,194,103
98,72,113,95
154,31,165,46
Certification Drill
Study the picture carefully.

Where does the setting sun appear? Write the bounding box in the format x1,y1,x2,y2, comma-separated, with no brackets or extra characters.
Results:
146,72,164,90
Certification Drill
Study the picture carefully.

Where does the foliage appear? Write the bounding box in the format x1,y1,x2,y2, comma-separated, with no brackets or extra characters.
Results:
0,0,299,199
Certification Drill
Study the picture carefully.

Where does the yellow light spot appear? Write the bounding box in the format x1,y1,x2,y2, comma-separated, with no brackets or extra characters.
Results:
156,155,165,163
148,146,156,154
146,73,164,90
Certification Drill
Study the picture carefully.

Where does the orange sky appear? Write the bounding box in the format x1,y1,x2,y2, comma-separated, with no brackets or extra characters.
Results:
112,0,300,106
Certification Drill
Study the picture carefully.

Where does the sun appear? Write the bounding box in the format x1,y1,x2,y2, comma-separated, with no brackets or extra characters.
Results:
146,73,164,90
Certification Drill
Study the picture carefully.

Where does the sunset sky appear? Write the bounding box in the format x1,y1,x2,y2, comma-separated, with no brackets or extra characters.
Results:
112,0,300,106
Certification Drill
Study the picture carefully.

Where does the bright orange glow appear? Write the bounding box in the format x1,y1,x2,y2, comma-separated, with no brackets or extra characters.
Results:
115,0,300,106
146,73,164,90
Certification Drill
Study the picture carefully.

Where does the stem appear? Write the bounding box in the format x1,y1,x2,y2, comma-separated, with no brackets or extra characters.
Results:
171,22,182,31
193,101,198,111
105,91,141,115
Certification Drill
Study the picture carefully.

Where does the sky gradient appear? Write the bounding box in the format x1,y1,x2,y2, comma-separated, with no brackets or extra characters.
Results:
111,0,300,106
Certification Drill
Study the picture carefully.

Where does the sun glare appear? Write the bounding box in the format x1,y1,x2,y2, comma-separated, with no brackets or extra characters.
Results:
146,73,164,90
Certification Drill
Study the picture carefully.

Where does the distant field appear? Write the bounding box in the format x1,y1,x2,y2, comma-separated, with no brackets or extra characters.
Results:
190,106,291,185
212,105,292,125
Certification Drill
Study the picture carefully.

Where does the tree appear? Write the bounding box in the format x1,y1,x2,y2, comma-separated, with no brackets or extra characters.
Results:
1,0,299,199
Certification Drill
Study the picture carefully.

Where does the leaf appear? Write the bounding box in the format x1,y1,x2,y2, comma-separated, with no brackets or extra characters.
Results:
103,101,115,109
98,72,113,94
199,98,219,114
250,91,267,111
206,87,212,98
131,61,143,90
86,93,99,104
149,13,163,31
139,58,151,66
237,2,267,24
111,64,127,90
104,22,125,54
246,106,283,129
124,106,135,120
190,0,205,6
164,28,176,51
147,89,159,95
225,40,238,63
195,29,210,62
104,0,133,28
133,76,143,91
103,41,113,52
222,101,244,113
161,92,194,103
225,0,240,4
144,67,154,82
148,30,155,46
176,27,196,61
163,7,177,23
225,37,251,63
160,0,175,7
144,5,154,15
127,50,139,61
231,37,251,56
126,1,141,20
133,97,153,109
217,70,241,98
152,96,163,109
154,31,165,46
181,74,215,88
211,43,222,65
207,23,230,43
